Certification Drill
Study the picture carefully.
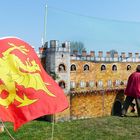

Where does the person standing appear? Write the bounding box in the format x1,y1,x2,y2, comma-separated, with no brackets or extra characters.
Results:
121,65,140,116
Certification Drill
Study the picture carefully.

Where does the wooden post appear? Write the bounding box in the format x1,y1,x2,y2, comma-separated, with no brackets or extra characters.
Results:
0,124,4,133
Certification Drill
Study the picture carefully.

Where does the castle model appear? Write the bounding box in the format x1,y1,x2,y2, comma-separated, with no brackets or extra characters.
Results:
38,40,140,121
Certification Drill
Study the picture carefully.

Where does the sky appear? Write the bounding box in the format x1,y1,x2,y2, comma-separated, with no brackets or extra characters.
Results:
1,0,140,56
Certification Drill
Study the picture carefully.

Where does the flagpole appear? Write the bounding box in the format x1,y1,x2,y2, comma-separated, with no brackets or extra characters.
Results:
44,3,54,140
51,114,55,140
43,4,48,45
43,4,55,139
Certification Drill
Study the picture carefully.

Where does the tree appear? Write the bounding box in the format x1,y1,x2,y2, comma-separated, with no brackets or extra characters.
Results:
70,41,86,54
110,50,118,58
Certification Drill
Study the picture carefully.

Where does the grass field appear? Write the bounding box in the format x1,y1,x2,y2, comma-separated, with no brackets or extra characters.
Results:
0,115,140,140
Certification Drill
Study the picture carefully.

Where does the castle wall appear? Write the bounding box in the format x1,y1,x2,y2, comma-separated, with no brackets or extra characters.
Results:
70,60,139,90
54,95,70,122
39,41,140,121
70,60,139,118
70,91,124,118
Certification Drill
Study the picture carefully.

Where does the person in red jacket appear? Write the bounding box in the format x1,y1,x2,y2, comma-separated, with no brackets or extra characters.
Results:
121,65,140,116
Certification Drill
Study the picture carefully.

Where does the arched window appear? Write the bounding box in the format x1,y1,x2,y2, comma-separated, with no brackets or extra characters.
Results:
58,64,66,72
112,65,117,71
101,64,106,71
127,65,131,71
84,64,89,71
59,81,66,89
71,64,76,71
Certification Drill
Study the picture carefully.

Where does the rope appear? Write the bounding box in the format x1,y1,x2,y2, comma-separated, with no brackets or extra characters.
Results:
0,118,16,140
51,114,55,140
48,6,140,24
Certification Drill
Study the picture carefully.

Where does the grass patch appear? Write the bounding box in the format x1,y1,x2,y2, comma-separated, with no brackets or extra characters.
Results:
0,116,140,140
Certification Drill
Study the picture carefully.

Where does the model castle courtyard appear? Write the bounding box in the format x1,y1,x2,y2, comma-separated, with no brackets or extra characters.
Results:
38,40,140,121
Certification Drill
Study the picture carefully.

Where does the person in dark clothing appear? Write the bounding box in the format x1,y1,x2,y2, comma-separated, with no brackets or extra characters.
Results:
121,65,140,116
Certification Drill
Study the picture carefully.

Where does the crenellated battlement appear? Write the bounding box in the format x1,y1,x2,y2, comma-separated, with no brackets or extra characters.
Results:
38,40,140,63
39,40,140,62
44,40,71,53
71,50,140,62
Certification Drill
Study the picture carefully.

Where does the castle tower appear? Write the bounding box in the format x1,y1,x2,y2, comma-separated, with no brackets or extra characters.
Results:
45,40,70,94
38,42,48,69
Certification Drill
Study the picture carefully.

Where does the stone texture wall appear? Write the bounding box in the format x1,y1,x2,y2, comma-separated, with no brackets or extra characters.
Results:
70,90,124,119
40,52,139,121
54,51,70,94
71,92,104,119
69,61,138,118
54,95,70,122
70,61,139,90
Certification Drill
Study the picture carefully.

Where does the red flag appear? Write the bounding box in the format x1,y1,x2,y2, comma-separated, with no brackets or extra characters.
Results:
0,37,69,130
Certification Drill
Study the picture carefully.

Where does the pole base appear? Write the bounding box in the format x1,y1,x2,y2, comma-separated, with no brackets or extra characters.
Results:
0,125,4,133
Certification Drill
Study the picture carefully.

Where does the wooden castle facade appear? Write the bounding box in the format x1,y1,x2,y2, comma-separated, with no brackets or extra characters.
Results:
38,40,140,121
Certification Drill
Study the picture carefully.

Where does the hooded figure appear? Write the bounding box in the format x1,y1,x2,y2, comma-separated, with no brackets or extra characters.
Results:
121,65,140,116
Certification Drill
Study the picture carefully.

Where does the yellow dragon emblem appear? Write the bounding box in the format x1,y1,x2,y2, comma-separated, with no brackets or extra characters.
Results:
0,43,55,108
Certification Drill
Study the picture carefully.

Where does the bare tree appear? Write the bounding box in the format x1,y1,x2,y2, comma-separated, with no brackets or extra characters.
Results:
110,49,118,58
70,41,86,54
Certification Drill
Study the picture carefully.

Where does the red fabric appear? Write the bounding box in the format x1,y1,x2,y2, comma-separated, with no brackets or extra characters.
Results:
125,72,140,98
0,37,68,131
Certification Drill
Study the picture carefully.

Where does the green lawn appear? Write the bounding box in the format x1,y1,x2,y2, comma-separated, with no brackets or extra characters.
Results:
0,115,140,140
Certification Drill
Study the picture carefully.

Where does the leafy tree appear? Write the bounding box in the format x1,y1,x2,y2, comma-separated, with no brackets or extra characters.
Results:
70,41,86,54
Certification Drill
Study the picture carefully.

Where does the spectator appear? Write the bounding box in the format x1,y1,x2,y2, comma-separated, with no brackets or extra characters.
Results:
121,65,140,116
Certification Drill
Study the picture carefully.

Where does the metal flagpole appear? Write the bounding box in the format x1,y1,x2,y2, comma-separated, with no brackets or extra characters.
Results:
51,114,55,140
43,3,55,140
43,4,47,45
